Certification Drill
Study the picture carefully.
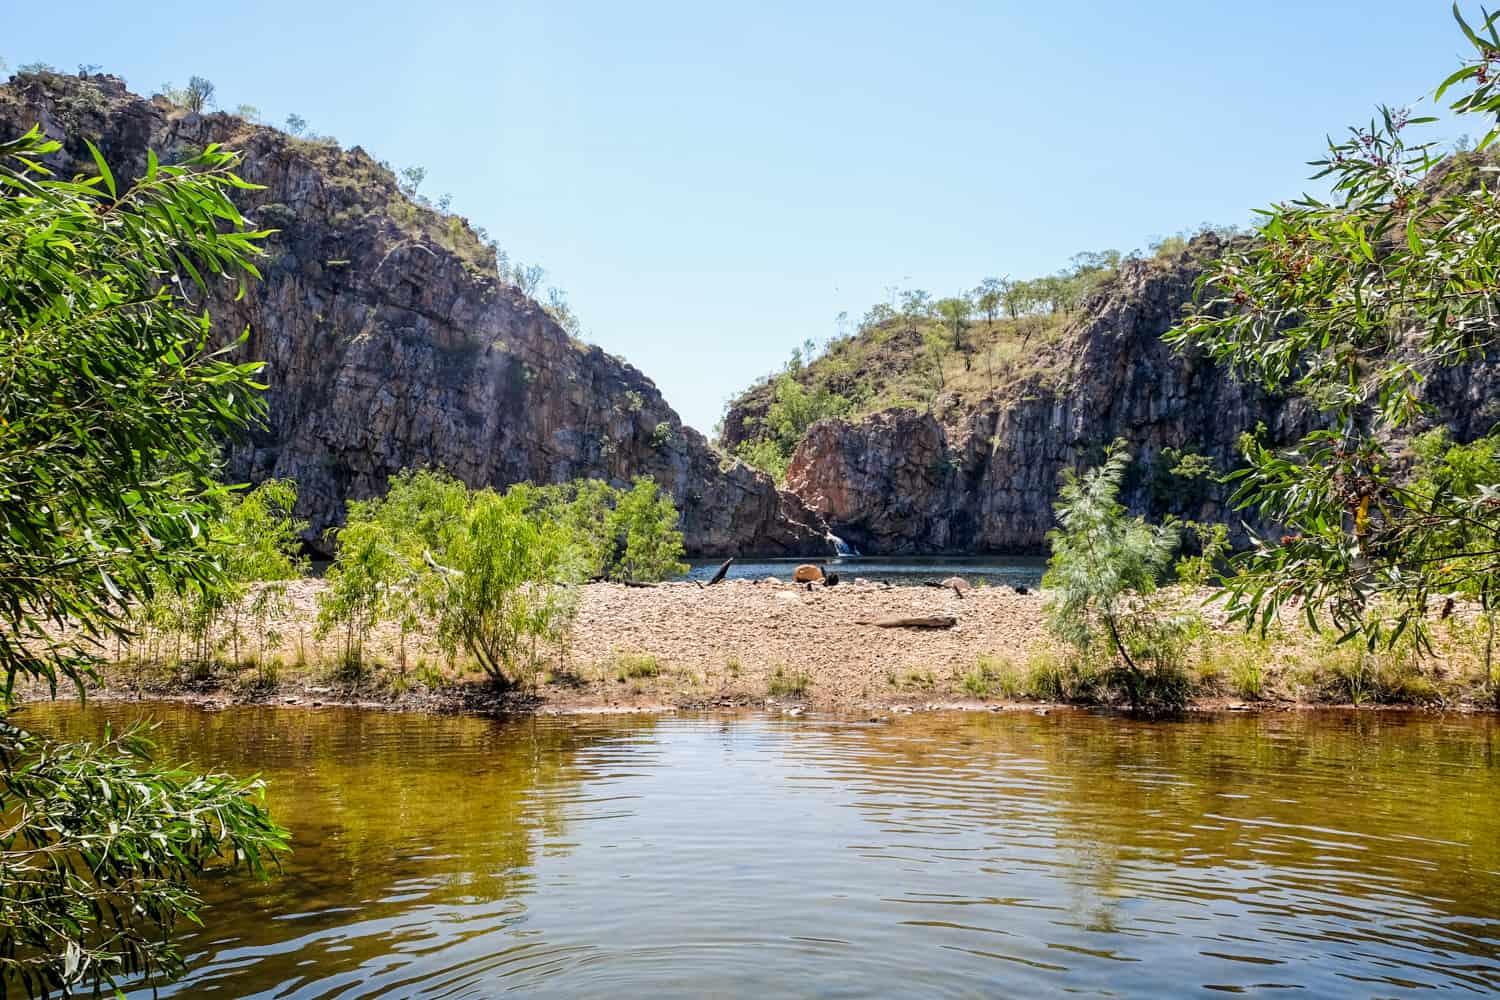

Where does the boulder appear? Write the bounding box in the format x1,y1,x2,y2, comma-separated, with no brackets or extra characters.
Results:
793,564,825,583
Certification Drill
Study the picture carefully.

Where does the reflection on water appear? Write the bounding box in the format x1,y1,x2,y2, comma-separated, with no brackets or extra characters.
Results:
682,555,1047,587
21,705,1500,998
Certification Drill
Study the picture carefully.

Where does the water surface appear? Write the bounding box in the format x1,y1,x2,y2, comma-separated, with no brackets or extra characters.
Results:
22,704,1500,998
683,554,1046,588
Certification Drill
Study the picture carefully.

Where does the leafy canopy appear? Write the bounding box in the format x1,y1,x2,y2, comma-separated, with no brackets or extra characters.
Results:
0,127,286,994
1166,5,1500,654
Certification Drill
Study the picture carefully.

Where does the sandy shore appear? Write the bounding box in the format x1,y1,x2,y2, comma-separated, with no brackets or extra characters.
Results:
56,578,1498,715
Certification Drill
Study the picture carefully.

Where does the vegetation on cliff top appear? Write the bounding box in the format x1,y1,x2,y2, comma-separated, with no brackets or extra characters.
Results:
722,232,1234,480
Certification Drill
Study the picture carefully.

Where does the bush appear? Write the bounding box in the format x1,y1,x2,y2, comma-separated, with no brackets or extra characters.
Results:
962,654,1023,699
1045,441,1189,711
612,653,661,681
433,488,582,688
610,477,688,583
532,476,687,583
732,363,852,480
768,666,812,698
316,518,401,677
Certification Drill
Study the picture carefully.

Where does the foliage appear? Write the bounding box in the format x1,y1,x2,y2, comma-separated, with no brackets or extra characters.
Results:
316,517,402,677
181,478,307,669
1165,8,1500,663
316,471,688,685
767,666,812,698
934,296,973,355
608,477,688,583
530,476,687,583
432,487,583,688
1045,442,1186,710
398,164,426,195
0,127,285,991
0,127,268,695
0,720,288,995
317,468,467,673
1175,520,1232,586
161,76,215,112
612,652,660,681
732,356,853,479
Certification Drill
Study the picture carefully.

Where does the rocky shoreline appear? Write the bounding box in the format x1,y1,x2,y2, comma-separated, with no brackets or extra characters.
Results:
44,580,1500,717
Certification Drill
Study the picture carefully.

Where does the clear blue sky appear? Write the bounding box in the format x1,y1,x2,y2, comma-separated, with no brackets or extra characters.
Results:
6,2,1470,433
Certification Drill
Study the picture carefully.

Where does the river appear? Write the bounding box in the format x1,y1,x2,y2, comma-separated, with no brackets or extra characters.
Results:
682,555,1048,587
21,703,1500,997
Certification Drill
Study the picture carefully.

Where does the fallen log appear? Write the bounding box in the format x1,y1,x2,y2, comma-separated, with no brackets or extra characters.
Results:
620,580,658,589
855,615,958,629
706,558,733,586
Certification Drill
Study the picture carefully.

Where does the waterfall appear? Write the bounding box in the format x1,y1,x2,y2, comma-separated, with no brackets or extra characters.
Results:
826,532,859,558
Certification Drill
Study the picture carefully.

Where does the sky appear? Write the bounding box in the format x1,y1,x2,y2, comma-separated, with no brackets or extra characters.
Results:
4,2,1475,433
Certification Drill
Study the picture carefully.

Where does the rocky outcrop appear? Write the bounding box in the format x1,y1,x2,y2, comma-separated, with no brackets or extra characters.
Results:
772,239,1500,554
0,71,827,555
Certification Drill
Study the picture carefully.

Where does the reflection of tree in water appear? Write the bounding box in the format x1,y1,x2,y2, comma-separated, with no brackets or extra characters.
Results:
24,704,657,996
823,711,1500,975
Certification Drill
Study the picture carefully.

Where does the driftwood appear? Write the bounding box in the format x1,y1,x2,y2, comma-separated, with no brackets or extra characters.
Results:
706,558,733,586
922,578,965,599
855,615,958,629
620,580,658,589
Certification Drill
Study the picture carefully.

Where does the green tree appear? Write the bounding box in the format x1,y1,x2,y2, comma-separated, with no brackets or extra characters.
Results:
161,76,215,112
1166,8,1500,664
973,277,1008,326
1045,442,1185,710
0,127,286,993
922,328,951,391
608,477,688,582
213,478,307,670
316,514,401,676
1410,428,1500,677
733,360,852,481
432,487,583,687
934,295,974,363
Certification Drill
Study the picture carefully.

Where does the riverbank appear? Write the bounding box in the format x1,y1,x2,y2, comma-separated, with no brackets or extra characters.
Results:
47,579,1500,715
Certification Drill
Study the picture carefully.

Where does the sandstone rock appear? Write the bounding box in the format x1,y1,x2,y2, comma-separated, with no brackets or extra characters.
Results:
0,72,828,556
760,239,1500,554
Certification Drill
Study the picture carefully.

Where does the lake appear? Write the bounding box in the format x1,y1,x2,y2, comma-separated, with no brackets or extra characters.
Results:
683,555,1048,588
20,704,1500,998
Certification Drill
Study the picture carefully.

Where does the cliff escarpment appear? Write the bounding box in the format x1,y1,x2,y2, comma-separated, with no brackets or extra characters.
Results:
724,239,1500,554
0,71,825,555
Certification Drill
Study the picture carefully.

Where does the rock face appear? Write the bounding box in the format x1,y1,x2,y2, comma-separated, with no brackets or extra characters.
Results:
0,71,827,555
771,241,1500,554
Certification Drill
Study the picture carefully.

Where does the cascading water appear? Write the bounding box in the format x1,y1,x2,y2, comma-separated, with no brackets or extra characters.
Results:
827,532,859,557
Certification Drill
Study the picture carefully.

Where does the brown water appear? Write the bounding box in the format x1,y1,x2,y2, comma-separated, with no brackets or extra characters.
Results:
21,703,1500,998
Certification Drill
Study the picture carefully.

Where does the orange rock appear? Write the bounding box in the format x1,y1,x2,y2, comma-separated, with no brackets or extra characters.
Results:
793,564,825,583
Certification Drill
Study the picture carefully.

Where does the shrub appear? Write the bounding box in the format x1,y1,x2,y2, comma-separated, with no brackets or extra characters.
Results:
610,477,688,582
316,518,400,678
433,489,582,688
768,666,812,698
1045,441,1188,711
962,654,1023,699
612,653,661,681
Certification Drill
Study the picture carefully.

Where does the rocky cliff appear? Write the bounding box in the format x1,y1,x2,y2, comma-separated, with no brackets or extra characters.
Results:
730,239,1500,554
0,71,827,555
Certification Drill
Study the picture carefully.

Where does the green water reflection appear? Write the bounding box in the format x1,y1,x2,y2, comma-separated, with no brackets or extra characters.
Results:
21,704,1500,998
